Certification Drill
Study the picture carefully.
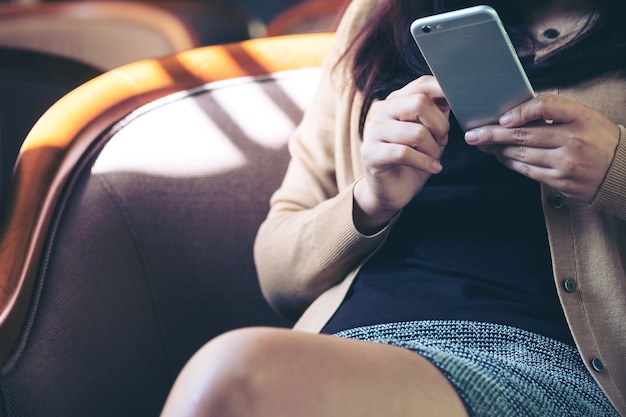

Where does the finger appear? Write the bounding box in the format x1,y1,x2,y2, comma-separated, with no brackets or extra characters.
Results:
496,155,555,184
367,118,444,160
465,122,560,149
498,94,578,128
374,94,450,142
374,142,444,174
387,76,450,112
491,145,555,169
390,120,445,159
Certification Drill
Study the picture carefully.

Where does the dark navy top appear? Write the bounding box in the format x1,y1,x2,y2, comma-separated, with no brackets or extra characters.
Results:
321,125,574,345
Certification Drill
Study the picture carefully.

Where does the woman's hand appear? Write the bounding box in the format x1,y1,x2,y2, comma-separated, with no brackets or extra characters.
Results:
464,93,620,204
355,76,450,234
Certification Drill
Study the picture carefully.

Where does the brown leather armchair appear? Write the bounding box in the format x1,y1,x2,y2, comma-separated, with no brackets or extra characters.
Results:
0,1,200,70
266,0,349,36
0,33,333,417
0,46,101,206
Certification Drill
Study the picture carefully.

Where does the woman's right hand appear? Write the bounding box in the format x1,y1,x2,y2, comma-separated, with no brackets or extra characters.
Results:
354,76,450,234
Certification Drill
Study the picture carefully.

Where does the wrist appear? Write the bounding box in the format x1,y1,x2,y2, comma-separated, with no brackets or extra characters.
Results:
352,179,398,235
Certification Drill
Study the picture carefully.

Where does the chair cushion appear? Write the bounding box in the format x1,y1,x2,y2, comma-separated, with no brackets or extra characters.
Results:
0,67,320,417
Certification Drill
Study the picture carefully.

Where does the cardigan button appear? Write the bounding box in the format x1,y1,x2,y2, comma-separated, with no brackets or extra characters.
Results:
591,358,604,372
548,193,566,209
563,279,578,293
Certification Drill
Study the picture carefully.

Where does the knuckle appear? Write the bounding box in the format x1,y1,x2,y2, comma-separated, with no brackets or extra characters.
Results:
512,127,531,144
362,120,379,142
439,118,451,138
481,128,495,143
560,159,580,178
535,94,559,120
412,94,431,112
519,162,532,177
391,144,413,162
536,93,556,108
406,121,427,139
553,177,575,195
369,100,385,115
415,75,432,85
551,156,580,193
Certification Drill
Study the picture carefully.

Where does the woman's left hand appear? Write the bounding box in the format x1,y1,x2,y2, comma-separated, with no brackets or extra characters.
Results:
464,93,620,203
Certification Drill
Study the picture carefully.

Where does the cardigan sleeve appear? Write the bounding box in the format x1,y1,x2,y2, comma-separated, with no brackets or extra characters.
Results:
253,0,390,319
590,124,626,219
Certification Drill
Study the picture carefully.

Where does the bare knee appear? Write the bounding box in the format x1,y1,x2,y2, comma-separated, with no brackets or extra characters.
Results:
160,327,292,417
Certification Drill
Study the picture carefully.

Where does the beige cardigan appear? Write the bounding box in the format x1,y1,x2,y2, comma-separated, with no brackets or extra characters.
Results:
254,0,626,414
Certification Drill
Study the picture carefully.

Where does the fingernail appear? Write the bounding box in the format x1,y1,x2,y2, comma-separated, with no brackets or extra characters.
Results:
499,112,512,125
465,130,479,144
432,160,443,172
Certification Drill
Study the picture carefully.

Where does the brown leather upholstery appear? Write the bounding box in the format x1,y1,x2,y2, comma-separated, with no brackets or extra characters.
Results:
0,1,200,70
146,1,254,45
0,33,333,417
266,0,349,36
0,47,101,204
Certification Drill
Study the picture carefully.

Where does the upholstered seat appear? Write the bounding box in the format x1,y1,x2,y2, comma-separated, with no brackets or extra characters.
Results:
0,33,333,417
0,2,200,70
152,1,255,45
0,47,101,207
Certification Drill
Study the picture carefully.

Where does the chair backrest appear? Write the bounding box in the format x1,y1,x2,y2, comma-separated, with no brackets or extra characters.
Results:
0,33,334,417
266,0,349,36
149,1,255,45
0,47,101,205
0,1,199,70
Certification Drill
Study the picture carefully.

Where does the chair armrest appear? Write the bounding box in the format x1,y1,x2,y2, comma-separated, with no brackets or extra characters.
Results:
0,33,334,364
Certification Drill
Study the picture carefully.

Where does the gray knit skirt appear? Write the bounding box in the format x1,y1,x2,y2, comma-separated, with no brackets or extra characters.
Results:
334,321,618,417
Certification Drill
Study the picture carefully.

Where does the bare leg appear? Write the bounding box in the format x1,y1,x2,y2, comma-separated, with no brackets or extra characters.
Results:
160,327,469,417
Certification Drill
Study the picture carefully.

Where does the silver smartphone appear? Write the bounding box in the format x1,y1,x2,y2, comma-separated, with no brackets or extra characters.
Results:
410,5,535,131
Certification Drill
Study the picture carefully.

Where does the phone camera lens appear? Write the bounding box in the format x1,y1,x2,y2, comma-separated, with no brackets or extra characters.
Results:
422,25,432,33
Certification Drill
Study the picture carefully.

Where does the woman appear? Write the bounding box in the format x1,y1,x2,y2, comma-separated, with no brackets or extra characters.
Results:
161,0,626,415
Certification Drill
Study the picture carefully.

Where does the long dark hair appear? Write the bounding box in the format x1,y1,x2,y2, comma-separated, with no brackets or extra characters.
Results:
349,0,626,133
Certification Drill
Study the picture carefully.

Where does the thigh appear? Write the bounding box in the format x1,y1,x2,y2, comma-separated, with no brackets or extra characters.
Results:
161,327,469,417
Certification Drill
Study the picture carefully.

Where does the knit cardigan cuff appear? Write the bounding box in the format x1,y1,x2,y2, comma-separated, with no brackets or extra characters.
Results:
591,124,626,219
